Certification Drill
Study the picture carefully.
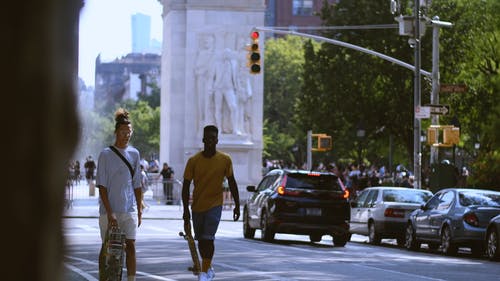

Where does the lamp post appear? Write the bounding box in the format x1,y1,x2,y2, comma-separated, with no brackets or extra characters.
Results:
356,123,365,165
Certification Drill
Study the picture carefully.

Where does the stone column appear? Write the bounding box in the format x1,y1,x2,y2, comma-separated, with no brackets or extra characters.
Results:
159,0,265,199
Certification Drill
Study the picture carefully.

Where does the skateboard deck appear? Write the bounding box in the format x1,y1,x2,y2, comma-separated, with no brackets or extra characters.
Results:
101,226,126,281
179,220,201,275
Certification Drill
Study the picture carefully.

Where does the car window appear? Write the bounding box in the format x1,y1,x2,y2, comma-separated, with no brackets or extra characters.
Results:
437,191,454,210
365,190,379,207
459,191,500,207
285,174,342,191
425,195,441,210
257,175,277,192
383,189,433,204
354,189,370,208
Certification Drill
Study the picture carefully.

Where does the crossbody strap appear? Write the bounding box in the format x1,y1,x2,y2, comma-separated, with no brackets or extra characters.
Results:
109,146,135,178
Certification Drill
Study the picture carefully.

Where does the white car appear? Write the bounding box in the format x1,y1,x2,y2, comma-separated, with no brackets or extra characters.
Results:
350,186,433,246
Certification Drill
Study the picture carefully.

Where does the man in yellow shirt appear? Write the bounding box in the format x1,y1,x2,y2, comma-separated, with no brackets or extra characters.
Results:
182,125,240,281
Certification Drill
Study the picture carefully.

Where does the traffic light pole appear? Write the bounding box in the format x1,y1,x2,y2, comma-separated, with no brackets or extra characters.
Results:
413,0,422,189
307,130,312,171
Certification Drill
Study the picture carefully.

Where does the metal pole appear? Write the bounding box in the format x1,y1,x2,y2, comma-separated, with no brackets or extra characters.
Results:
413,0,422,189
430,18,440,166
307,130,312,170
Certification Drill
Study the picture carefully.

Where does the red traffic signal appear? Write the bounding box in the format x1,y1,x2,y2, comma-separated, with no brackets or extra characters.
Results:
251,31,259,40
248,31,261,74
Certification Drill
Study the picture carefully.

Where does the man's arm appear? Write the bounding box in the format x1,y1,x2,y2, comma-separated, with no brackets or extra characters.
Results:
98,186,117,225
227,175,240,221
181,179,191,220
134,187,142,227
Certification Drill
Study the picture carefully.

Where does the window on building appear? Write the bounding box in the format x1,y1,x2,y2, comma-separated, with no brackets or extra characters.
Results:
293,0,313,16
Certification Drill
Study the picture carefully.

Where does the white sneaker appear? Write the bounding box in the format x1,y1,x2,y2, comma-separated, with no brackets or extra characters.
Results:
207,267,215,280
198,272,209,281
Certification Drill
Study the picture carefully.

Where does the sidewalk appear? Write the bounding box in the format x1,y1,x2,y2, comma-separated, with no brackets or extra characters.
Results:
63,192,240,221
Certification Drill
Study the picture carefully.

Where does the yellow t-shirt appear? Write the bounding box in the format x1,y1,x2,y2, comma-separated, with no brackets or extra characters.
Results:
183,151,234,212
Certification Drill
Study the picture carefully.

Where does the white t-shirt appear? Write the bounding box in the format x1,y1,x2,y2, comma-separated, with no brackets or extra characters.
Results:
96,145,141,215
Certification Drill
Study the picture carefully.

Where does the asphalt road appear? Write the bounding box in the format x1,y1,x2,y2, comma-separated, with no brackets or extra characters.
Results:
63,217,500,281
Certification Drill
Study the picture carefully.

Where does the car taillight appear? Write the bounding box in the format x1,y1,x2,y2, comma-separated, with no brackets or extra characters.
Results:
343,189,349,199
277,186,300,196
463,212,479,227
277,186,285,195
384,208,405,218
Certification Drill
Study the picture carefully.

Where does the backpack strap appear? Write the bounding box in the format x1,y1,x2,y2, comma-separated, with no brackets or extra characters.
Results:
109,146,135,178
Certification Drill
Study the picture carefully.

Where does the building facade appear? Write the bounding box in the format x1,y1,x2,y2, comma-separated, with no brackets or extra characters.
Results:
93,53,161,113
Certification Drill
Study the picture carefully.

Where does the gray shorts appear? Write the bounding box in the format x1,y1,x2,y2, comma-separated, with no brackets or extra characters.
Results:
192,206,222,240
99,212,138,241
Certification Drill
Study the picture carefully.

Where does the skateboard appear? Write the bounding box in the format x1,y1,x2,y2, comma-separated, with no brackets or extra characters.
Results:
179,220,201,275
100,226,126,281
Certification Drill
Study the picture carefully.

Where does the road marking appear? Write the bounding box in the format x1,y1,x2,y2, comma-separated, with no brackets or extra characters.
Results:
65,255,179,281
64,262,97,281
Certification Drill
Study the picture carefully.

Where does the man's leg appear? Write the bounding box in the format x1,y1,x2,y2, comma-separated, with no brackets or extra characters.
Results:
98,243,106,281
198,239,214,272
125,239,136,280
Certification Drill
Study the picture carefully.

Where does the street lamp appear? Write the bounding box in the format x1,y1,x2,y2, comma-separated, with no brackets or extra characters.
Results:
356,123,365,165
392,0,452,189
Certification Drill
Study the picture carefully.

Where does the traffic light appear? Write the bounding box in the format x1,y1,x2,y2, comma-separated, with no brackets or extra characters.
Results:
248,31,261,74
427,127,438,145
318,135,332,151
311,133,332,151
443,126,460,145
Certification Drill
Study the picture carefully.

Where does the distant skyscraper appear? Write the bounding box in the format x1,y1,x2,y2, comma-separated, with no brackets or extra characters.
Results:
131,13,151,53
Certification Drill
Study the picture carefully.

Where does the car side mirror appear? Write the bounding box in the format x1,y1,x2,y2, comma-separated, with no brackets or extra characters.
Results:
246,185,256,192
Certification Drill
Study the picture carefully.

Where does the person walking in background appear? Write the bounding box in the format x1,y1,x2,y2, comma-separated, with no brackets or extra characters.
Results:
84,155,97,196
96,108,142,281
140,164,150,211
182,125,240,281
158,162,175,205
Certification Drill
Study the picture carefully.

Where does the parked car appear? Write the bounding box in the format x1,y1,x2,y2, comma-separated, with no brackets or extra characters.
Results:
243,169,350,246
349,186,433,246
485,214,500,260
405,188,500,256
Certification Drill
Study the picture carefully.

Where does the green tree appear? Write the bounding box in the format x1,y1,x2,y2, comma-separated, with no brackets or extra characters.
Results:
296,0,415,168
263,35,318,165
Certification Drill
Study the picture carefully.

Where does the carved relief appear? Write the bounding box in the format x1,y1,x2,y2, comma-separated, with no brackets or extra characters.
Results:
194,32,253,137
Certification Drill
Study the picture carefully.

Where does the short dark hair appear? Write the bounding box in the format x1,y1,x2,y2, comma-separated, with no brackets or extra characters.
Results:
203,125,218,136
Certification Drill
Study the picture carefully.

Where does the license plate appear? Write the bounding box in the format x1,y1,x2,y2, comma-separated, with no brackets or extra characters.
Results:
306,208,322,216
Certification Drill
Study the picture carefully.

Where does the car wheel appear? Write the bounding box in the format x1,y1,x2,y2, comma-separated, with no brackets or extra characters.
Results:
332,234,348,247
404,223,420,251
368,222,381,245
261,211,275,242
441,226,458,256
243,208,255,239
486,228,500,261
309,234,322,243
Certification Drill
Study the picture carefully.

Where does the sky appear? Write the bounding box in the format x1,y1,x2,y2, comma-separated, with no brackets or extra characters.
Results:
78,0,163,87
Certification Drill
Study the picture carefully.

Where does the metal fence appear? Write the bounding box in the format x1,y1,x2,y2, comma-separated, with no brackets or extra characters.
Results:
64,173,184,208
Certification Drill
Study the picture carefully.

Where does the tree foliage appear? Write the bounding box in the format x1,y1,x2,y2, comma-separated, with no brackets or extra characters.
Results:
75,84,161,162
263,0,499,186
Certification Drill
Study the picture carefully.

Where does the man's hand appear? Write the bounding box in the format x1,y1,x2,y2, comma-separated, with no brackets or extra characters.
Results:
233,206,240,221
107,213,118,229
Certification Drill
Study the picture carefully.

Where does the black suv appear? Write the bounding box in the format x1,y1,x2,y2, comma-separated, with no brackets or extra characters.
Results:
243,169,351,246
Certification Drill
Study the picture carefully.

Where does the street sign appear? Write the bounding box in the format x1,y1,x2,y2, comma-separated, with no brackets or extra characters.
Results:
415,106,430,119
426,104,450,115
440,84,467,93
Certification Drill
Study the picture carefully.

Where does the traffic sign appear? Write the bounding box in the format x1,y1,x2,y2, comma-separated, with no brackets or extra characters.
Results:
440,84,467,93
426,104,450,115
415,106,430,119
